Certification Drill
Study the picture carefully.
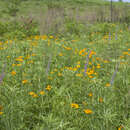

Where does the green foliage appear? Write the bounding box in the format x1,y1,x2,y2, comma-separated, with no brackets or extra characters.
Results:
0,20,39,40
6,0,22,16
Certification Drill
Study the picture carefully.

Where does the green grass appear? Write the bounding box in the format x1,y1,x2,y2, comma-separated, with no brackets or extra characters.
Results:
0,0,129,21
0,23,130,130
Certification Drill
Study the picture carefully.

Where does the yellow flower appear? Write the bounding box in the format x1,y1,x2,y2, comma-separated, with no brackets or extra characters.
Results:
104,60,109,63
76,73,83,77
16,64,22,66
31,42,38,46
96,57,100,60
71,40,78,42
106,83,110,87
66,47,72,50
7,56,10,58
18,56,23,59
128,49,130,51
88,93,93,97
123,52,128,55
11,71,16,76
46,85,51,91
48,76,53,80
89,75,93,78
34,35,40,40
24,55,30,60
59,53,63,56
99,98,103,103
22,80,28,84
120,56,124,59
118,126,123,130
49,35,54,39
27,60,33,64
16,58,23,62
32,94,38,98
54,69,58,72
12,64,16,67
0,112,3,115
31,53,36,56
76,64,80,68
96,64,101,68
50,71,54,74
71,103,79,109
28,92,35,96
40,91,45,95
58,73,62,76
0,42,3,45
94,73,97,75
96,65,101,68
41,35,47,40
73,68,77,71
77,61,80,64
84,109,93,114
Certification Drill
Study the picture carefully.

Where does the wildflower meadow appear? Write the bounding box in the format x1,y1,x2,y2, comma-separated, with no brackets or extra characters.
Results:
0,23,130,130
0,0,130,130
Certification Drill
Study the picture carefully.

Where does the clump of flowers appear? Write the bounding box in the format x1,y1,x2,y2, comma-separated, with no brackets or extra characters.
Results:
46,85,51,91
28,91,38,98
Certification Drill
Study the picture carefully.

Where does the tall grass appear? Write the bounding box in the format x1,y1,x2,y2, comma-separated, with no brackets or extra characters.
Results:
0,23,129,130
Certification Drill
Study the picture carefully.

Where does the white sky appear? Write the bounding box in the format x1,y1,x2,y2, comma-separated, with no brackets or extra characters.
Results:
112,0,130,2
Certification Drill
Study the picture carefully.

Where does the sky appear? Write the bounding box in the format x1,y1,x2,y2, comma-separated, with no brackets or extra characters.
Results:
111,0,130,2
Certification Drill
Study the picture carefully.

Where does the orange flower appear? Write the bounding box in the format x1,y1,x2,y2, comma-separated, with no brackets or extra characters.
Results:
46,85,51,91
16,58,23,62
32,94,38,98
89,75,93,78
0,112,3,115
106,83,110,87
41,35,47,40
28,92,35,96
123,52,128,55
71,103,79,109
22,80,28,84
84,109,93,114
11,71,16,76
118,125,123,130
76,73,83,77
40,91,45,95
99,98,103,103
12,64,16,67
59,53,63,56
120,56,124,59
31,53,36,56
88,93,93,97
